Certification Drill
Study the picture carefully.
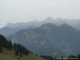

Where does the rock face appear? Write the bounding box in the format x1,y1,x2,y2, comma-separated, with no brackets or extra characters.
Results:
7,23,80,57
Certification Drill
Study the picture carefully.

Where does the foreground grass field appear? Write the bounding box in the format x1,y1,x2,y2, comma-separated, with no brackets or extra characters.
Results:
55,58,79,60
0,48,79,60
0,48,44,60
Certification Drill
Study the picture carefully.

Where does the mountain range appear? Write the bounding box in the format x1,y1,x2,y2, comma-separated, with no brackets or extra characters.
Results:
7,23,80,57
0,17,80,36
0,25,35,36
6,17,80,30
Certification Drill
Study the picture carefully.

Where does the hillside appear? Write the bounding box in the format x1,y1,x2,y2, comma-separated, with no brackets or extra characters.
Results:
7,23,80,57
0,48,44,60
0,34,44,60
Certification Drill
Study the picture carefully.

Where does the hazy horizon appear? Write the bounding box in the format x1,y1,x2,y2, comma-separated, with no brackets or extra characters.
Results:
0,0,80,28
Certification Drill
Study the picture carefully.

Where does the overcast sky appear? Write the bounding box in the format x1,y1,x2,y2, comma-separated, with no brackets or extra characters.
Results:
0,0,80,28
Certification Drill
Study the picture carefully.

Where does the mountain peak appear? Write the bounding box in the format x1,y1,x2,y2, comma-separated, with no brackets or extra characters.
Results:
60,23,77,31
60,23,73,28
40,23,57,30
6,23,14,28
31,20,39,23
46,16,54,20
57,17,63,20
41,23,56,27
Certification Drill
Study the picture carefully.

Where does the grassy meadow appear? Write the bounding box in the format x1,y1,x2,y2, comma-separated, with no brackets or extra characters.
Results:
0,48,44,60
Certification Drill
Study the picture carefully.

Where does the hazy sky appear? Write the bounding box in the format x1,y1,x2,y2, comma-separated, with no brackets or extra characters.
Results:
0,0,80,28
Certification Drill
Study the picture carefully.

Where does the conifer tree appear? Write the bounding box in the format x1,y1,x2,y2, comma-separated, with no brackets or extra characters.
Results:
15,50,19,56
0,46,3,53
20,52,23,57
8,40,12,50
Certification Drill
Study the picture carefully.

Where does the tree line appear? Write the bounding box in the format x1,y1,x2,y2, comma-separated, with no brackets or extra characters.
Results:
0,34,29,57
41,54,80,60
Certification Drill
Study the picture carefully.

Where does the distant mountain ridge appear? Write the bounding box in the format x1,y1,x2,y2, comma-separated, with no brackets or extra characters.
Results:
0,25,35,36
6,20,39,28
6,17,80,30
0,17,80,36
7,23,80,57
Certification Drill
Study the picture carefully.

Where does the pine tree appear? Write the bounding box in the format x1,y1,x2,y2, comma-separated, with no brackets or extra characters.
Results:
68,55,71,58
0,35,8,48
9,40,12,50
0,46,3,53
77,54,80,60
20,52,23,57
15,50,19,56
13,43,17,50
61,56,63,60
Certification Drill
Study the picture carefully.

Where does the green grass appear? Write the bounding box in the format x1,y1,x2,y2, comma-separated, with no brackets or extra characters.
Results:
55,58,79,60
0,48,44,60
57,58,79,59
0,48,79,60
